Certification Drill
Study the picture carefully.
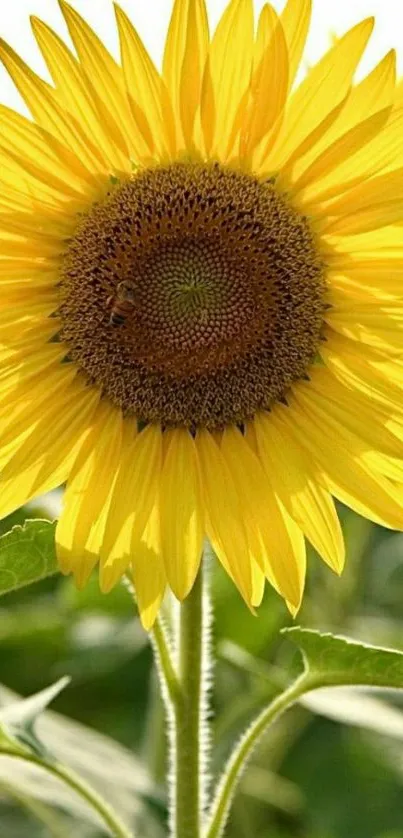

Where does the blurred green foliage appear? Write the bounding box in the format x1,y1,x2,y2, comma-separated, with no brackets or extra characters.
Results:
0,498,403,838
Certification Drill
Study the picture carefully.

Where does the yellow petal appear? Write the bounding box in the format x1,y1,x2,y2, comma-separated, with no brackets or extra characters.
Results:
102,424,162,561
159,429,203,600
221,425,306,608
266,18,374,172
327,270,403,303
115,5,176,160
302,367,403,457
289,48,396,185
179,0,209,151
0,105,93,200
285,385,403,529
196,429,253,606
324,165,403,213
321,333,403,408
57,403,123,588
0,320,59,365
255,411,345,573
163,0,209,150
316,370,403,472
0,292,57,331
251,561,265,608
131,504,166,631
98,513,132,594
0,38,106,177
31,16,129,173
0,207,73,240
280,0,311,90
0,360,78,434
0,233,63,260
317,168,403,235
322,204,403,237
0,344,64,395
0,375,99,519
328,276,403,310
298,101,403,207
279,506,306,615
0,269,56,292
201,0,254,158
323,225,403,258
291,108,390,201
59,0,147,163
97,421,149,592
326,299,403,353
0,158,70,211
99,453,164,622
0,255,55,276
240,5,289,159
0,319,57,354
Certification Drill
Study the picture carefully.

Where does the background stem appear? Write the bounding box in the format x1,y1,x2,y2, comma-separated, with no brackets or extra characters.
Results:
0,751,133,838
0,778,73,838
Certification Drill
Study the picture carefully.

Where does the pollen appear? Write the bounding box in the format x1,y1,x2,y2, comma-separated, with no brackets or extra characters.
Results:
59,162,326,429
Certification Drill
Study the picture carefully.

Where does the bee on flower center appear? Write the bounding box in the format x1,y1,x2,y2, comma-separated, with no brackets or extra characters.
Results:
107,279,137,327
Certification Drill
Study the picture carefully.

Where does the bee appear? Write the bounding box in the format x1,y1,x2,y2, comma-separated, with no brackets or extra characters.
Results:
107,280,137,327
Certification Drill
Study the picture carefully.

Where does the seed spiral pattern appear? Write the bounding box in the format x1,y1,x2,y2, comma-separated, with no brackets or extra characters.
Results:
59,162,326,429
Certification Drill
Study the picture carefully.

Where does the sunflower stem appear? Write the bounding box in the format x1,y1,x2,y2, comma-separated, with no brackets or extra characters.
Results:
174,570,203,838
150,562,212,837
173,562,211,838
150,613,182,708
204,674,312,838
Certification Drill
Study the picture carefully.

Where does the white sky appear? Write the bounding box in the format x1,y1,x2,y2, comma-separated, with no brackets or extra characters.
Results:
0,0,402,115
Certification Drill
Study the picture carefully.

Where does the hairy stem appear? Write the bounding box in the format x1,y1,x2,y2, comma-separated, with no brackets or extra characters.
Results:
204,674,311,838
151,559,212,838
174,568,205,838
151,613,181,707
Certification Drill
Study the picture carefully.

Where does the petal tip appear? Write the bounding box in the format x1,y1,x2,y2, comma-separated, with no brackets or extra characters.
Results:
286,600,301,618
99,564,122,593
139,611,158,632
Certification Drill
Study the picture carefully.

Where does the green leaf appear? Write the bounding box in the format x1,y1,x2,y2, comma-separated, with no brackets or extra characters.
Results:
0,520,59,595
0,721,28,755
284,627,403,689
0,683,163,833
0,677,70,758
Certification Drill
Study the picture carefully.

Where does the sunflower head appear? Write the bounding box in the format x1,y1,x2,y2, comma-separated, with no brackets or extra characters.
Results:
1,0,403,628
60,160,326,429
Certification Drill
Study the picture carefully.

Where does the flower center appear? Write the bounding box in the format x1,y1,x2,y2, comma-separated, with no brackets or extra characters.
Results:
59,162,326,429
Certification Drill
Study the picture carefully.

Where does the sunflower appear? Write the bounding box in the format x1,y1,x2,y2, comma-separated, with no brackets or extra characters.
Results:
1,0,403,629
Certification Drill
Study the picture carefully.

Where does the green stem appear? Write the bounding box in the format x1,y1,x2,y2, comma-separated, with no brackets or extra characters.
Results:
150,560,212,837
151,614,182,707
204,674,312,838
173,567,205,838
0,750,133,838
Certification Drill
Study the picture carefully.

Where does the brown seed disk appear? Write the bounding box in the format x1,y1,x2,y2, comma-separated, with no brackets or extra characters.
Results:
59,161,326,429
